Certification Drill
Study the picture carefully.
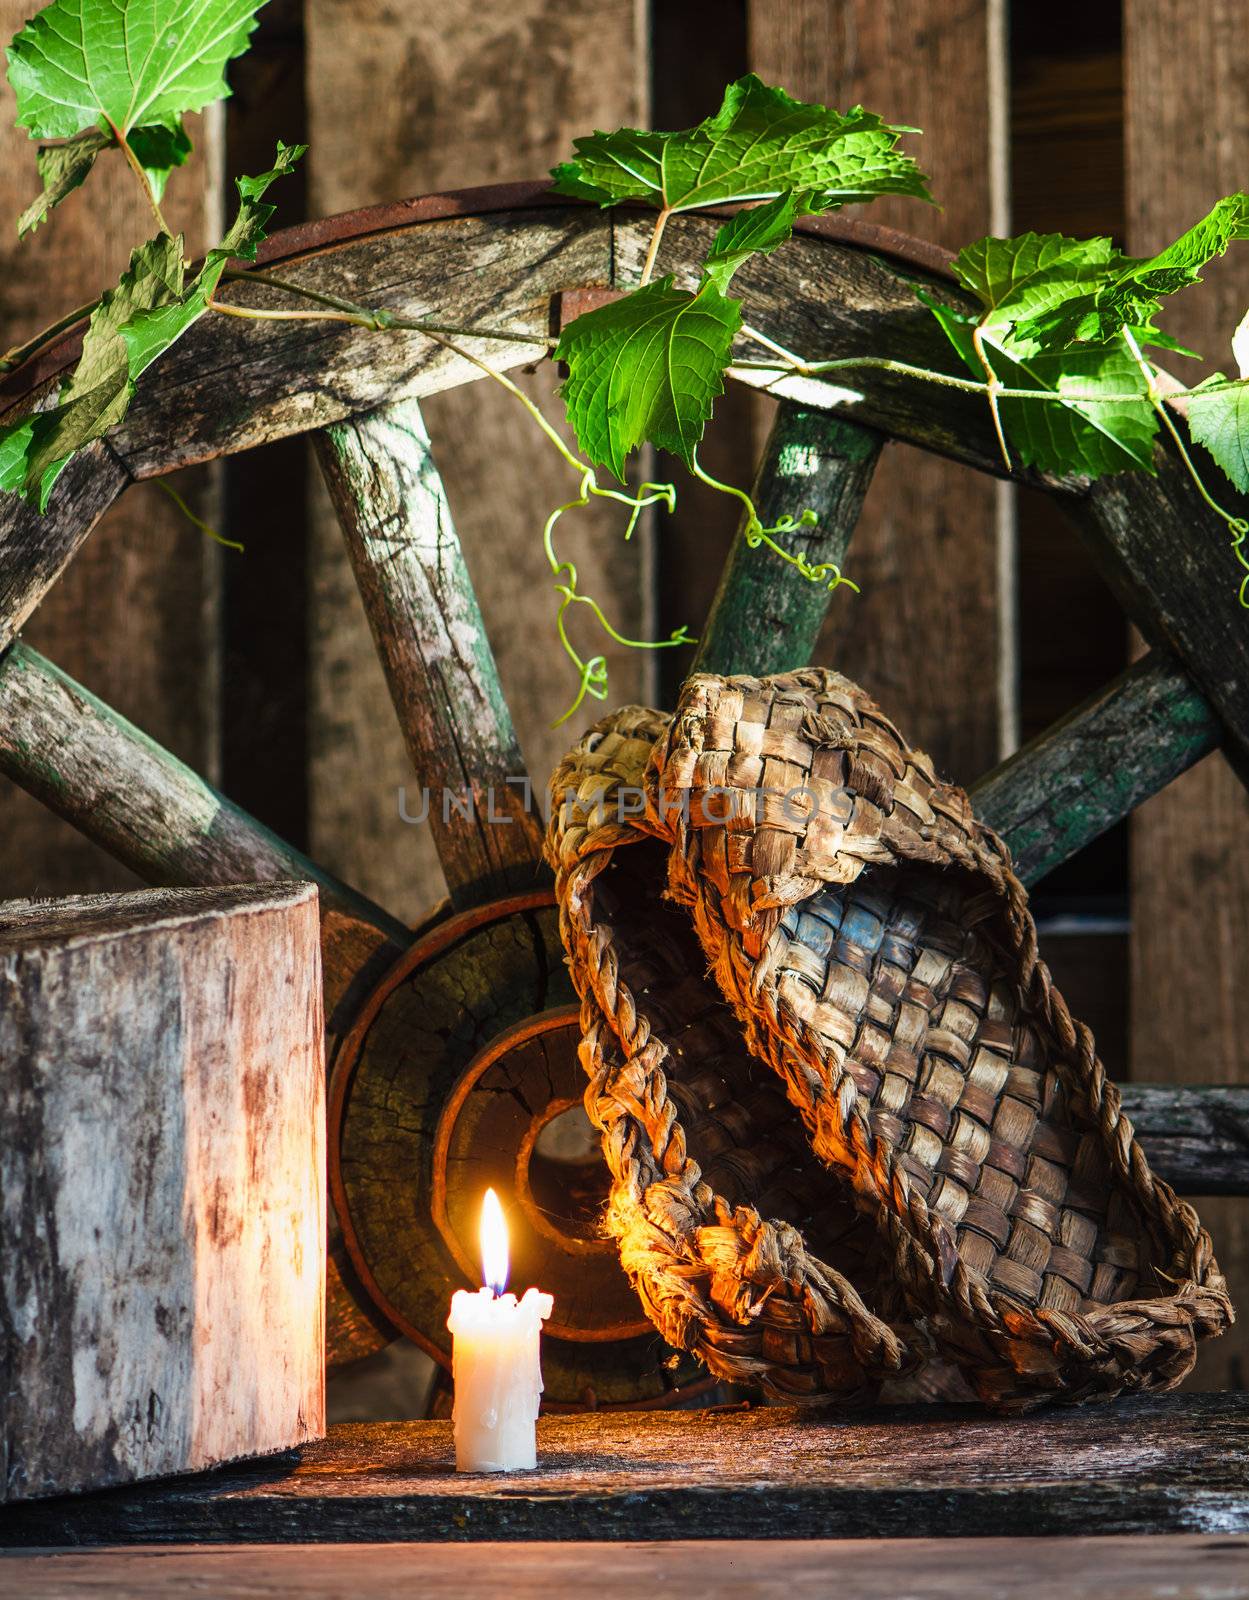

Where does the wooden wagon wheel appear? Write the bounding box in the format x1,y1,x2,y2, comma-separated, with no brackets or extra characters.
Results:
2,181,1246,1407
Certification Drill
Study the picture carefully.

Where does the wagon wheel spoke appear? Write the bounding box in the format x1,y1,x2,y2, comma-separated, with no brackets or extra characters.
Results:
0,640,408,1018
315,397,543,907
971,648,1219,885
694,403,883,678
1068,454,1249,790
0,442,128,649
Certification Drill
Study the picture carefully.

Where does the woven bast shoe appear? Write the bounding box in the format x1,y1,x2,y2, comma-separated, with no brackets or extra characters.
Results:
547,671,1232,1410
547,705,922,1403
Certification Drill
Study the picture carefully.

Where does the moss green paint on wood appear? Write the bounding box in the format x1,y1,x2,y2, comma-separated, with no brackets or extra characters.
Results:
695,403,883,678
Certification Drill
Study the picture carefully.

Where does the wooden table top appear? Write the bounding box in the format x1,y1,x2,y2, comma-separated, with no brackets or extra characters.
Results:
2,1392,1246,1547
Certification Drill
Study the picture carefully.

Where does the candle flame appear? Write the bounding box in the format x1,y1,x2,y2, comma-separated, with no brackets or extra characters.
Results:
480,1187,509,1295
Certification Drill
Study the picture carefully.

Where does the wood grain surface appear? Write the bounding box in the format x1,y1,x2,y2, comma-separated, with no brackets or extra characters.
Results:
314,400,543,906
748,1,1010,783
694,404,883,679
1123,0,1249,1391
0,12,223,899
0,882,325,1502
302,0,648,925
6,1536,1249,1600
4,1394,1247,1542
972,649,1219,885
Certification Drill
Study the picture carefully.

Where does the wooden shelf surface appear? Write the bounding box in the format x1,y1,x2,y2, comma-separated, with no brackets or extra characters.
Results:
6,1534,1249,1600
3,1392,1247,1546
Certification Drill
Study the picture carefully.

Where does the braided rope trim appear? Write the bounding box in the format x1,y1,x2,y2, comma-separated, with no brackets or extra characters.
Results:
547,711,917,1402
644,669,1232,1406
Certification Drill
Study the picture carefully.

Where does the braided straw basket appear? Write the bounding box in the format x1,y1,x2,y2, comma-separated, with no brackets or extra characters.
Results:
546,669,1232,1409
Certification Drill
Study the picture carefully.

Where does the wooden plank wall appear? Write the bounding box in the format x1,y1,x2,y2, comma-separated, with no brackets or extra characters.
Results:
750,2,1011,785
1124,0,1249,1391
303,0,650,927
0,5,222,897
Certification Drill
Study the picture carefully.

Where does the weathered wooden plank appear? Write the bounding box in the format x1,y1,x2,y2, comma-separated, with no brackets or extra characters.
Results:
0,882,324,1503
4,1395,1246,1543
6,1535,1248,1600
694,403,883,678
0,642,408,966
746,1,1010,784
0,32,224,899
1121,0,1249,1396
314,400,541,906
301,2,650,927
972,649,1220,884
1121,1084,1249,1196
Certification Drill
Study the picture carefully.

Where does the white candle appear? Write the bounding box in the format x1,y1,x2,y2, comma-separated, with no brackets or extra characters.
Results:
446,1188,553,1473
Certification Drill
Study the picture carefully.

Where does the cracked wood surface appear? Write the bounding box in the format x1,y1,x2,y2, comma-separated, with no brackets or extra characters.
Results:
4,1394,1247,1542
0,882,325,1503
314,399,542,906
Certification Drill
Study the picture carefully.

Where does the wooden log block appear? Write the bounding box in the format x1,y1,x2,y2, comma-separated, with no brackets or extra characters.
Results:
2,1394,1245,1543
0,882,326,1503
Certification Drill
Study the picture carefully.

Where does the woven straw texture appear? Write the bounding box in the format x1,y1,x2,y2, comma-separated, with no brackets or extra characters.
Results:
546,669,1232,1409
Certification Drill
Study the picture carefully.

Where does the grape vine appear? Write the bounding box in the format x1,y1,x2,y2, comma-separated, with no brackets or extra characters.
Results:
3,1,1248,722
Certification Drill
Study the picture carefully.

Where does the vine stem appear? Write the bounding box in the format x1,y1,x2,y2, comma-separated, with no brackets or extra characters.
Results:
971,324,1011,471
689,451,858,594
1121,325,1249,605
734,344,1247,408
0,297,103,373
219,269,553,346
639,208,672,286
154,478,244,552
111,121,173,239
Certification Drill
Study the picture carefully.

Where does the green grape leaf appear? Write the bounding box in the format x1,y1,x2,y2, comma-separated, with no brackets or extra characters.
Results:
548,160,617,205
555,277,742,480
703,190,807,293
951,231,1120,354
7,0,266,141
1124,192,1249,298
129,120,194,202
550,74,931,213
928,296,1158,478
121,138,305,373
17,125,110,236
2,231,187,501
1186,380,1249,493
1183,310,1249,492
1010,196,1249,351
0,142,301,507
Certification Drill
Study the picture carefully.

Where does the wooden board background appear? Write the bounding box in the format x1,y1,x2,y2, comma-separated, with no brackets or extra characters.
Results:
0,0,1245,1407
1123,0,1249,1391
